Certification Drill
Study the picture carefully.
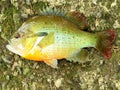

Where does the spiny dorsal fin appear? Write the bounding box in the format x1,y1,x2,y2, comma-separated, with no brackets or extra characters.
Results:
40,7,88,30
40,7,66,17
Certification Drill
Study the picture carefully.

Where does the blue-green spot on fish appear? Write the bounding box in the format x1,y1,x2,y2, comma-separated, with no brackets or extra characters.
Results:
6,8,116,68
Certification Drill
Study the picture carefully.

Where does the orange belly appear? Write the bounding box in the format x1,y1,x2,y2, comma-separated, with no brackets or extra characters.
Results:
22,45,73,61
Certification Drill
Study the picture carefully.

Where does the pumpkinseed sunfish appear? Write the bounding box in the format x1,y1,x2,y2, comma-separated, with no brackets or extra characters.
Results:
6,8,116,68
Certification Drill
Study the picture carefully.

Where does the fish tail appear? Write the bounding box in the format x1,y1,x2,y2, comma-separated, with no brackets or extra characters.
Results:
96,30,116,59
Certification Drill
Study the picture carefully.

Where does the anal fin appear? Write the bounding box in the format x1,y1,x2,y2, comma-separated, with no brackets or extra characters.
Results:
67,49,89,63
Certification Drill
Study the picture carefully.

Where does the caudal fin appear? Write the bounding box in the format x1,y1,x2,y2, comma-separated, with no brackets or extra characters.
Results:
96,30,116,59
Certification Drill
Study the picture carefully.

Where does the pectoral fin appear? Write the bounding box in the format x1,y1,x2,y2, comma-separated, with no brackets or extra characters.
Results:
44,59,58,68
67,49,89,63
39,32,54,48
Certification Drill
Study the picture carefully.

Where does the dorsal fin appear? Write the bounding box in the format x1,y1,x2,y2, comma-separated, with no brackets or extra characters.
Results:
40,7,66,17
66,12,88,30
40,7,88,30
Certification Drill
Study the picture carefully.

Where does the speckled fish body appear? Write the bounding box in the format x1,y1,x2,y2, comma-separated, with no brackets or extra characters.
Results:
6,10,115,68
22,16,96,59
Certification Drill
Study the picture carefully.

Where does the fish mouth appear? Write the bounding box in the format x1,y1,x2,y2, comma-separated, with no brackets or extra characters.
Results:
6,44,23,56
6,38,24,56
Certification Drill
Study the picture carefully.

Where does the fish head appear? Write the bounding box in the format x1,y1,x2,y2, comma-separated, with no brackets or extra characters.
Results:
6,21,44,57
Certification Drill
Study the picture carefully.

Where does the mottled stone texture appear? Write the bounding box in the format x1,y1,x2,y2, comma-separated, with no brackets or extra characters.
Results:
0,0,120,90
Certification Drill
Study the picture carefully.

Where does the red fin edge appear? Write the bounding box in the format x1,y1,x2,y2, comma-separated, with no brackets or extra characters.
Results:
97,30,116,59
67,11,88,30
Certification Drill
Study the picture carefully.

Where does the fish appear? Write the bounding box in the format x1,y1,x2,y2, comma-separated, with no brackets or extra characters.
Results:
6,8,116,68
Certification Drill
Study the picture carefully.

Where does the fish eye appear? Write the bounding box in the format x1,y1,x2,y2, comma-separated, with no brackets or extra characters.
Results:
14,33,21,39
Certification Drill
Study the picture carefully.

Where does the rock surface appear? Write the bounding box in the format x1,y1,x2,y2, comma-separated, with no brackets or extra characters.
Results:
0,0,120,90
